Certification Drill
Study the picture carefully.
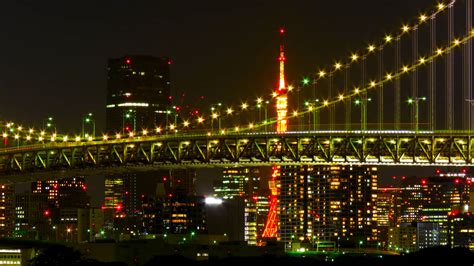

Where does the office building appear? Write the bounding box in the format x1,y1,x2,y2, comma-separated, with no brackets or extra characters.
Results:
400,173,471,246
0,184,14,237
32,177,89,209
106,55,171,133
278,165,378,249
14,193,51,240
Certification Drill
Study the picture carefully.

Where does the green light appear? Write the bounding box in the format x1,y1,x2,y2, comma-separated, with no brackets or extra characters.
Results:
85,118,90,122
302,78,310,85
48,117,53,121
355,99,360,105
126,114,131,118
408,98,413,104
164,234,167,238
100,230,105,235
191,231,195,236
304,101,309,106
47,123,52,127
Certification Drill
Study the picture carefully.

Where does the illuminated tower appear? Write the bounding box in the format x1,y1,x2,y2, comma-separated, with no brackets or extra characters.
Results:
275,28,288,133
262,28,288,240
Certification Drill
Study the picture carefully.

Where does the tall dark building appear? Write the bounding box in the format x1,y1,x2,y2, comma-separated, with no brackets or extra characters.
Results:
106,55,171,133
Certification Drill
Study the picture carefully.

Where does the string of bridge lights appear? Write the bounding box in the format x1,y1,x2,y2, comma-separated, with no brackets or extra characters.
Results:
301,1,455,87
0,1,466,144
2,30,471,144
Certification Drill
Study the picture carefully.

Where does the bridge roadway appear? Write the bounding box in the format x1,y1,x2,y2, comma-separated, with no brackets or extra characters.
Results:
0,130,473,181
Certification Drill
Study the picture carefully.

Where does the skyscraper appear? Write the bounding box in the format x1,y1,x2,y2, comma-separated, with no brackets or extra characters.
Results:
278,165,378,249
32,177,89,209
106,55,171,133
399,172,471,247
214,167,268,245
0,184,14,237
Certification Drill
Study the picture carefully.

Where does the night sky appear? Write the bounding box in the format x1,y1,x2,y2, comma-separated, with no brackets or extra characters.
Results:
1,0,436,131
2,0,462,202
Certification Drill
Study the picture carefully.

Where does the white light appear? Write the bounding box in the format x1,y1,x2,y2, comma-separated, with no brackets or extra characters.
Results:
205,197,223,205
117,102,149,107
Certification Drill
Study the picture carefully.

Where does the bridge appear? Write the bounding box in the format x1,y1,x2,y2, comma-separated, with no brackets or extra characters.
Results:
1,0,474,180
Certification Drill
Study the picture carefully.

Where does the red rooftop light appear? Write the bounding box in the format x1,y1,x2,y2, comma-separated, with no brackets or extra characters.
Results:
125,59,131,64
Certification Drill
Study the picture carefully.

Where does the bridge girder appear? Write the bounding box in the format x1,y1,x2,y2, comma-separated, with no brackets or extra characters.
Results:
0,133,472,178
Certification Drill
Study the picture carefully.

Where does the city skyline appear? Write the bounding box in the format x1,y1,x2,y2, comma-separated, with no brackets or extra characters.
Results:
0,0,473,264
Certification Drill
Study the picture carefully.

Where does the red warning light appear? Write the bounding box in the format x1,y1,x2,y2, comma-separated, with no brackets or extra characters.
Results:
421,179,427,185
125,59,131,65
436,169,441,174
455,179,460,184
279,28,285,34
43,210,50,217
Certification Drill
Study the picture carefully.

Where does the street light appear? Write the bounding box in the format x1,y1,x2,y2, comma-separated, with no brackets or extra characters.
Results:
354,97,372,130
256,100,269,132
408,97,426,132
305,99,320,131
43,117,56,132
210,103,222,131
123,109,136,134
82,113,96,138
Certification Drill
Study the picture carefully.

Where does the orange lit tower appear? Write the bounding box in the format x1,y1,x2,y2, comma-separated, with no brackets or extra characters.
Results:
262,28,288,240
275,28,288,133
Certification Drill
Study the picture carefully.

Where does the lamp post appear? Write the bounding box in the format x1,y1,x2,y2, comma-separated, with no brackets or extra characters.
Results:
305,100,319,131
465,99,474,132
210,103,222,131
43,117,55,132
122,109,136,134
354,97,372,131
82,113,96,138
408,97,426,132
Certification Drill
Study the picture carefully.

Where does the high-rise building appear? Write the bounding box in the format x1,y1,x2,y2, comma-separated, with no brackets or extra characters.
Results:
106,55,171,133
14,193,51,240
158,195,207,235
104,175,139,215
32,177,89,209
214,168,260,199
399,172,471,246
77,208,105,243
448,212,474,250
376,188,402,247
162,169,197,197
0,184,14,237
214,167,267,245
278,165,378,249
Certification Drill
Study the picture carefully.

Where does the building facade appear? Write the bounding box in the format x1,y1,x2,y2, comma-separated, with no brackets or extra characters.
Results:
106,55,171,133
278,165,378,249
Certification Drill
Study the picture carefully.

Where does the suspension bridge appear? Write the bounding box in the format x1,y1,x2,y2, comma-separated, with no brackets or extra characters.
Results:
1,0,473,179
